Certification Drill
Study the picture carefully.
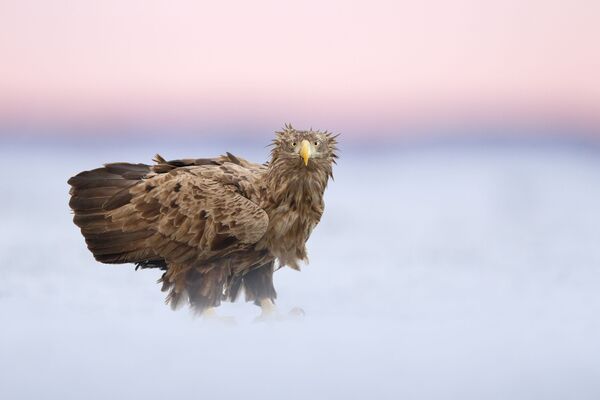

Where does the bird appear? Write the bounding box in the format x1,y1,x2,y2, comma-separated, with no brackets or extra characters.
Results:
67,124,338,320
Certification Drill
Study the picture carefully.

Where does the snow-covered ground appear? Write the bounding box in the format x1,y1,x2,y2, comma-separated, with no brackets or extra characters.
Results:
1,140,600,399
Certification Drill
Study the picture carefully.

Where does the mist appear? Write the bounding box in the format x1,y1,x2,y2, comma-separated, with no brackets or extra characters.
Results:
1,140,599,399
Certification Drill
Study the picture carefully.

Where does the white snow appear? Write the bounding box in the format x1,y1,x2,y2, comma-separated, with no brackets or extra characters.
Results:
1,141,599,399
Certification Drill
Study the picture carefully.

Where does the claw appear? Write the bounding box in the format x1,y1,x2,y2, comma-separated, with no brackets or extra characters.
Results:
201,307,237,326
254,299,281,322
254,300,305,323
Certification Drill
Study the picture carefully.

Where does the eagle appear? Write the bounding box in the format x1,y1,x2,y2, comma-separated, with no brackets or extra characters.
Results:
68,125,338,320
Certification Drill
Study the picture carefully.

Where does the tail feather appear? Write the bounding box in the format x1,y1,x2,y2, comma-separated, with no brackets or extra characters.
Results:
68,196,109,211
68,162,159,265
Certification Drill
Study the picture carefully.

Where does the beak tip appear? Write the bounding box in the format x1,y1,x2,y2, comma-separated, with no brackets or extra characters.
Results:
299,139,311,166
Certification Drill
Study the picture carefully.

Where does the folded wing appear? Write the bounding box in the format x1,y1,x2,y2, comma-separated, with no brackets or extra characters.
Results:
68,159,268,267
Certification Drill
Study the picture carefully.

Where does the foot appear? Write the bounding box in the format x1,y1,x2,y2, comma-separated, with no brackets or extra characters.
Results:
254,299,305,322
201,307,236,325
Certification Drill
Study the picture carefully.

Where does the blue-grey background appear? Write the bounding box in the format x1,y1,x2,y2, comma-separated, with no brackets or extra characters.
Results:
1,135,600,399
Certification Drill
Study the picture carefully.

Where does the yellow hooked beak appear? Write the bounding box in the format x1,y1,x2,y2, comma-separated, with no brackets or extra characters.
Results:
299,139,311,166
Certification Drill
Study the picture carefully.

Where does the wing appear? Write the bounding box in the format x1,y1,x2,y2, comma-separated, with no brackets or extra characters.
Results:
152,152,266,174
70,162,268,267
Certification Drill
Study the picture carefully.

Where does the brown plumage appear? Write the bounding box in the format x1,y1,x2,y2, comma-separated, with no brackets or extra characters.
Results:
68,125,338,314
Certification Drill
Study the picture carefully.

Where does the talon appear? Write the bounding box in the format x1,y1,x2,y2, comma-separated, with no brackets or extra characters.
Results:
254,313,283,323
254,303,305,322
258,298,276,315
254,298,284,322
201,307,237,325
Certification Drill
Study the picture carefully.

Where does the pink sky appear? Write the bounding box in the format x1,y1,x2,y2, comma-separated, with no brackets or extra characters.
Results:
1,0,599,135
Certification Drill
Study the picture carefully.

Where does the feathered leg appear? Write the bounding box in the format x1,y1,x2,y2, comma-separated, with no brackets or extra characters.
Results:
243,261,279,320
161,264,235,323
244,262,304,321
243,261,277,306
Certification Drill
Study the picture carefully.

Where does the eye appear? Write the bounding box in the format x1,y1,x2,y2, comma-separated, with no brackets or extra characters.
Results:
313,141,319,146
291,142,297,147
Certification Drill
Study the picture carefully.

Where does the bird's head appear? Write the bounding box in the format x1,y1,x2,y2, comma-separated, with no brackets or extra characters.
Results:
270,124,338,177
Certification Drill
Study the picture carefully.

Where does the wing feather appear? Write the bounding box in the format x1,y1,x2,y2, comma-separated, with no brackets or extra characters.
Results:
104,166,268,265
69,156,268,266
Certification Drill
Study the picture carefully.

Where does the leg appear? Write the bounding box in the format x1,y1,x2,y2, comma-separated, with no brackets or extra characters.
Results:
243,261,279,320
243,261,277,313
187,269,236,324
244,262,304,321
161,264,234,323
